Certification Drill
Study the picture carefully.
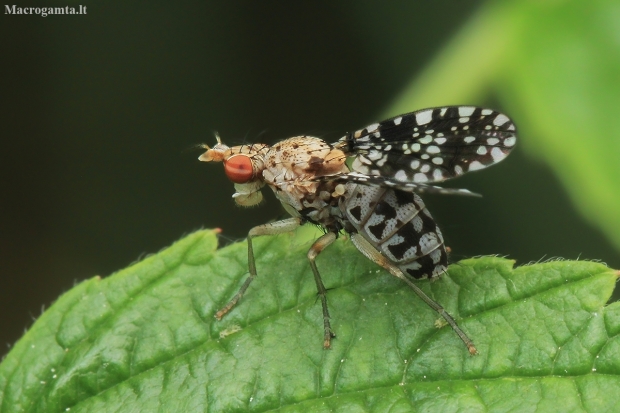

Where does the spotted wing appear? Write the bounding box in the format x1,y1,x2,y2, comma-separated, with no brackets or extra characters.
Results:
326,172,480,196
336,106,517,184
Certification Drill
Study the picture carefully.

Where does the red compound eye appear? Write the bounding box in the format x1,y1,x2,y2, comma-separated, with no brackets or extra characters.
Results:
224,154,254,183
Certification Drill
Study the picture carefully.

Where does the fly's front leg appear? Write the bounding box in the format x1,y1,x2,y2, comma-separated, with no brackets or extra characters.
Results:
215,217,303,320
350,233,477,355
307,231,338,349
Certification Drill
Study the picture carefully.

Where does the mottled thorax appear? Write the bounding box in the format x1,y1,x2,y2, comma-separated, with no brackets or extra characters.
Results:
261,136,349,221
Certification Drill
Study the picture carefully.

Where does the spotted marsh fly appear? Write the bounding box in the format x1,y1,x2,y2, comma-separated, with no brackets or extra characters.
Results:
199,106,516,354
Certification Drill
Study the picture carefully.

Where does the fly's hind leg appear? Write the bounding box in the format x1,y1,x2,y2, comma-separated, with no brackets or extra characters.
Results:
215,217,303,320
307,231,338,349
349,233,477,355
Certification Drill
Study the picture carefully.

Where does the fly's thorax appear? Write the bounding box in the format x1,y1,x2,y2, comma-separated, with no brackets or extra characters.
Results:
257,136,349,225
263,136,348,181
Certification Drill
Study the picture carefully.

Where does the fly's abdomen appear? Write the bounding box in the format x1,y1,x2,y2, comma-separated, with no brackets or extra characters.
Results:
341,183,447,279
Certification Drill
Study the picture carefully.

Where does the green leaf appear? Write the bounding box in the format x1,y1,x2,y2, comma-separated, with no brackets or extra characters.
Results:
1,228,619,412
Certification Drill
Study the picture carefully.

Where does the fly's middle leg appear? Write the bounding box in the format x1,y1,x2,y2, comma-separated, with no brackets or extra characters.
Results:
306,231,338,349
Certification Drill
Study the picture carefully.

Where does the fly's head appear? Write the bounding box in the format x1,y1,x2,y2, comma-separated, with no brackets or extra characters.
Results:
199,134,270,207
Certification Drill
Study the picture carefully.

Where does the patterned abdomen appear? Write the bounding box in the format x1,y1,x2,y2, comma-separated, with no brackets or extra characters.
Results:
340,183,447,279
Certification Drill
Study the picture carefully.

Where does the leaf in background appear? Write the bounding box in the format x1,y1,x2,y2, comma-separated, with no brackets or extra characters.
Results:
1,229,619,412
385,0,620,252
500,0,620,251
385,2,519,113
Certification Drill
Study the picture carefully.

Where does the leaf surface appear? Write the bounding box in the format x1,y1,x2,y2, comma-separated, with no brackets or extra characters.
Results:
1,228,618,412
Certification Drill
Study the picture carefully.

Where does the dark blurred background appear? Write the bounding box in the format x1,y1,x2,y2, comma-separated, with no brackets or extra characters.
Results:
2,1,619,354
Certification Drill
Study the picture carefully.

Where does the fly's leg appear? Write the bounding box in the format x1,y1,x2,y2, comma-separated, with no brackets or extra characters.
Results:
306,231,338,349
350,233,477,355
215,217,303,320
